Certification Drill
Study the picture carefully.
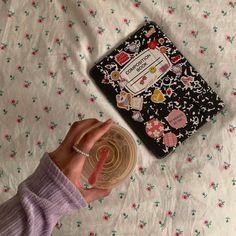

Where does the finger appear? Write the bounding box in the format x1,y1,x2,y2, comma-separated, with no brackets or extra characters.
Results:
81,188,112,203
78,119,113,154
62,119,99,148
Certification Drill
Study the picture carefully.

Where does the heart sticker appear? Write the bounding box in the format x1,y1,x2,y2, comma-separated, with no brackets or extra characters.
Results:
151,89,165,103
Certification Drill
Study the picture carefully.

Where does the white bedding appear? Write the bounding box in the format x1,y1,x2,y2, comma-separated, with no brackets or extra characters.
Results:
0,0,236,235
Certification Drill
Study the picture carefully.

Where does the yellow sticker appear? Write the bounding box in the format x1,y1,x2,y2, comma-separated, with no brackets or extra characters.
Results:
151,89,165,103
149,66,157,73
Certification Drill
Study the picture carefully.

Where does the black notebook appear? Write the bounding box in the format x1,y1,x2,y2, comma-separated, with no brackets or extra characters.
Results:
89,21,224,158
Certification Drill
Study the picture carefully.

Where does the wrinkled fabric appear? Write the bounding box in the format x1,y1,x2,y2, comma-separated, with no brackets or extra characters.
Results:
0,0,235,235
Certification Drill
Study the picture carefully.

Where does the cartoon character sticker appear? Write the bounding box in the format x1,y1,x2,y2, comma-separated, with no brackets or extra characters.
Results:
132,111,144,122
116,91,143,111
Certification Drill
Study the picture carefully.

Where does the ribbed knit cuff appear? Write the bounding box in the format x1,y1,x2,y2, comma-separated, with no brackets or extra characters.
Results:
18,152,87,217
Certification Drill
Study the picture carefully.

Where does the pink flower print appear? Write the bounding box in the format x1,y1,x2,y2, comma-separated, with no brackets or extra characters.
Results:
182,192,191,200
61,5,67,12
68,20,74,28
133,1,141,8
16,115,23,123
217,199,225,208
168,6,175,14
139,224,144,229
146,183,154,192
38,16,45,23
138,166,146,175
191,30,198,38
231,89,236,96
227,125,236,133
103,212,112,221
167,210,173,216
203,220,212,228
223,162,231,170
223,71,231,80
138,220,146,229
0,43,7,50
25,33,32,40
88,9,97,17
202,11,210,19
4,134,11,142
214,143,223,152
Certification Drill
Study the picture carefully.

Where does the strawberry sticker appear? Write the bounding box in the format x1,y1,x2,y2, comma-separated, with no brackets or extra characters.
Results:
147,40,157,49
145,119,164,138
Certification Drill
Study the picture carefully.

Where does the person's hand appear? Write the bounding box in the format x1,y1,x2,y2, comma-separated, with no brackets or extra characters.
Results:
49,118,113,203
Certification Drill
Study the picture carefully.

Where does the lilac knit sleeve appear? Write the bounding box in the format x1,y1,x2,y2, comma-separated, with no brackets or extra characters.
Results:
0,152,88,236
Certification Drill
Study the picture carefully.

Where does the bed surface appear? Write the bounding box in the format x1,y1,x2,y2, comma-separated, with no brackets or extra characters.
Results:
0,1,235,235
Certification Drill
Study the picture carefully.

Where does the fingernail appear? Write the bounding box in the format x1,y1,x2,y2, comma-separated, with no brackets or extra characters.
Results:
105,118,112,124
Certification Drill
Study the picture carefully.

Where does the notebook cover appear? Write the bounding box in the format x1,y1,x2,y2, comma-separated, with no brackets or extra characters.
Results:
89,21,224,159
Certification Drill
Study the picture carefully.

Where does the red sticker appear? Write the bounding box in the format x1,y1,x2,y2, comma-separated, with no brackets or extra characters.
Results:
145,119,164,138
147,40,157,49
115,51,130,66
181,76,194,87
171,54,182,63
167,109,187,129
163,132,177,147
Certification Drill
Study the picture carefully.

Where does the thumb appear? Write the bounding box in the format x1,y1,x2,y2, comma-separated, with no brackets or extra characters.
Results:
81,187,112,203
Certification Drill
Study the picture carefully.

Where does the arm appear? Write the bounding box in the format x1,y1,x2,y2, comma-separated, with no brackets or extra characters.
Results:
0,118,112,236
0,152,87,236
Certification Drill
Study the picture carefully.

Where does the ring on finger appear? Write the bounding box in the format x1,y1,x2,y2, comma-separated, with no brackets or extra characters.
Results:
72,145,90,158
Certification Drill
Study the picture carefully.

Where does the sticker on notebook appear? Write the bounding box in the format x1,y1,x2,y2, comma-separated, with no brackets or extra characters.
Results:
147,40,158,49
171,54,182,64
163,132,177,147
118,77,128,90
165,88,173,97
159,63,170,73
131,96,143,110
180,76,194,88
145,119,164,138
167,109,187,129
116,91,132,110
132,111,144,122
115,51,130,66
159,46,167,54
145,28,156,38
149,66,157,73
119,48,172,96
111,71,121,81
128,42,140,53
159,38,165,45
170,64,182,77
151,88,165,103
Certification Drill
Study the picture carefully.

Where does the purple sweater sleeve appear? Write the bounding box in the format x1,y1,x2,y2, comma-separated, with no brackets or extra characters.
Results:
0,152,88,236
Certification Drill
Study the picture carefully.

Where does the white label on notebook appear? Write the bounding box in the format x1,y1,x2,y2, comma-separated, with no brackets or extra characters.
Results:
120,48,172,96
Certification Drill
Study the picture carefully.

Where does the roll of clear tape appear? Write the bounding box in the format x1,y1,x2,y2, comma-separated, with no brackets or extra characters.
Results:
81,124,137,189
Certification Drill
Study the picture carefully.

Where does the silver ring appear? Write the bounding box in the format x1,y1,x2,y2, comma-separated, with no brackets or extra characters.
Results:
72,145,89,158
